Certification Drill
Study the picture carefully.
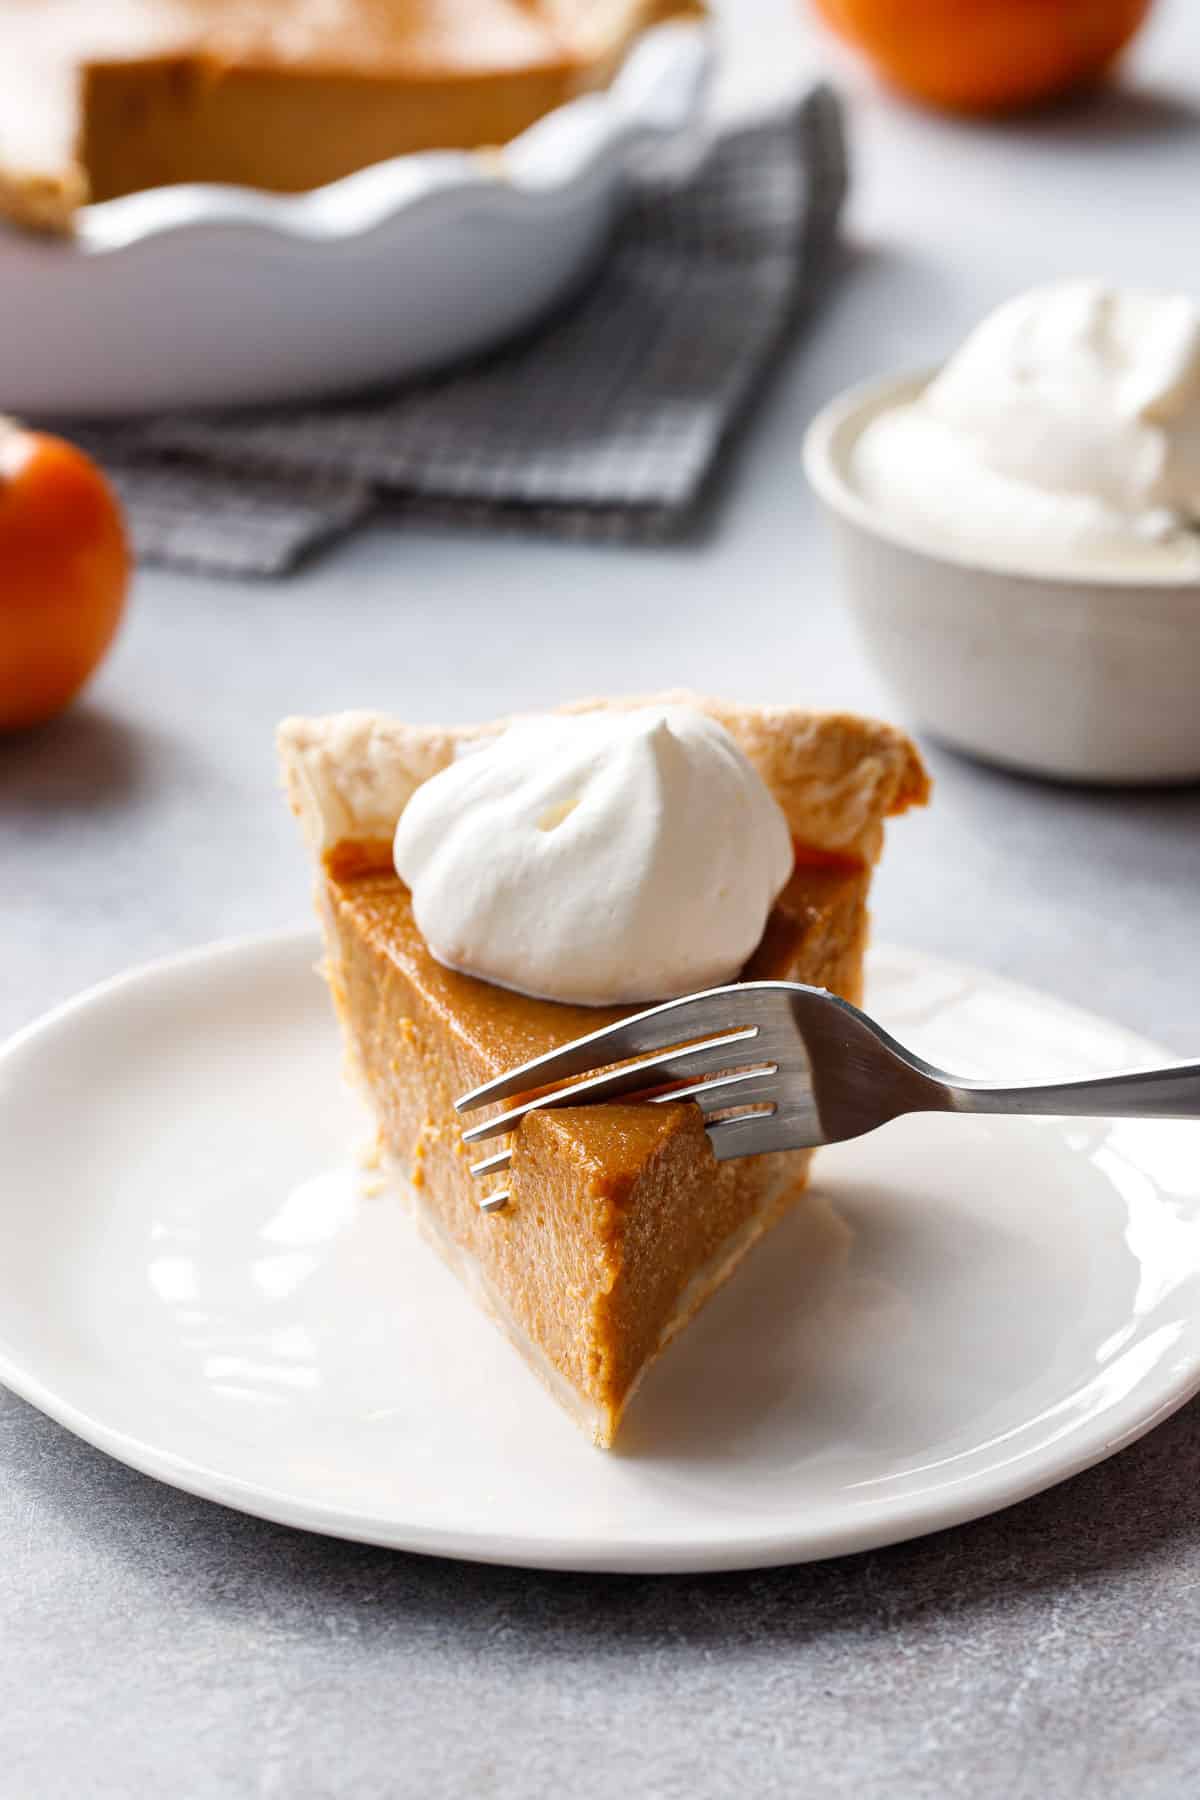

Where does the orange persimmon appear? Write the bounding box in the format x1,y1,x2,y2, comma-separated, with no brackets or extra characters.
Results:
0,422,129,732
813,0,1154,113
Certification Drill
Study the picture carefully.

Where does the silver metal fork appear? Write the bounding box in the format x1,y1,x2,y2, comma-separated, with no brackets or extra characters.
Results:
455,980,1200,1213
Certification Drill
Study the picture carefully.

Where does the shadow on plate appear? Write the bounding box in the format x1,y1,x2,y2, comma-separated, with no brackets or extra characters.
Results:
617,1177,1084,1469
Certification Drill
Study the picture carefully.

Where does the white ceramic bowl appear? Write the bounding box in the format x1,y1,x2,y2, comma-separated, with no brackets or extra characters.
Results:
0,23,710,418
804,373,1200,786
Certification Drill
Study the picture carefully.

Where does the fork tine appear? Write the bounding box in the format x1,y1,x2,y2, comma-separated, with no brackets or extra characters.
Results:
467,1064,780,1182
459,1025,766,1146
454,985,768,1115
469,1147,513,1178
669,1066,780,1116
704,1113,786,1161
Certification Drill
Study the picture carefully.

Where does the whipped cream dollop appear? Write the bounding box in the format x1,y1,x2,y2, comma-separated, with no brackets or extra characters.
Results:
852,280,1200,576
393,706,794,1006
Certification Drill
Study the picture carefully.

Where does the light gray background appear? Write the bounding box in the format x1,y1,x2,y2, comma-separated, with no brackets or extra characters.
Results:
3,4,1200,1795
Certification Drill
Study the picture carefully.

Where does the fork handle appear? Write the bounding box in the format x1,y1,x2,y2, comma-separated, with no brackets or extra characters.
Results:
940,1061,1200,1121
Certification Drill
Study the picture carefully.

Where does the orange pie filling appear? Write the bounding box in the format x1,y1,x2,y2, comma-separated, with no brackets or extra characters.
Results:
321,846,870,1443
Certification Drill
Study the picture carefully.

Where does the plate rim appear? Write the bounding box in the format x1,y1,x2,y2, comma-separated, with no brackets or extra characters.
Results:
1,925,1197,1574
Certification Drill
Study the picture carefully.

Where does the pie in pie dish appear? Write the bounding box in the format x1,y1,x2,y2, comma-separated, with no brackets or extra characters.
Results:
0,0,703,233
278,695,928,1446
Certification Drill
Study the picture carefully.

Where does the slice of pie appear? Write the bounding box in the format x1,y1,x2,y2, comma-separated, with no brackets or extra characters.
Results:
278,694,928,1445
1,0,702,234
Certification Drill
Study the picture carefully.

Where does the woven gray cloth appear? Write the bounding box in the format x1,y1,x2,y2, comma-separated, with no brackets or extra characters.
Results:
64,88,846,577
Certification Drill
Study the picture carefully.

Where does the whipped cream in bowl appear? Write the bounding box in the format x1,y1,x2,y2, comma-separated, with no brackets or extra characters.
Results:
850,282,1200,579
804,280,1200,784
393,705,795,1006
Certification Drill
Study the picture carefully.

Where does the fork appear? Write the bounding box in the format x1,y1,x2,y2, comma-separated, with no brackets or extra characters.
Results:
455,980,1200,1212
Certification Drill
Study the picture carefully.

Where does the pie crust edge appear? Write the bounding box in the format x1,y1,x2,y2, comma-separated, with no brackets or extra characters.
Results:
278,693,930,870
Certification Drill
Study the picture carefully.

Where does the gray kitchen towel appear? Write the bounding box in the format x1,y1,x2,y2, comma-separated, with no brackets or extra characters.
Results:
65,86,846,577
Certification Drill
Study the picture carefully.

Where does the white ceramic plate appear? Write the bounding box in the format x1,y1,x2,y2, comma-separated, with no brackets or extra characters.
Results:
2,931,1198,1573
0,23,710,417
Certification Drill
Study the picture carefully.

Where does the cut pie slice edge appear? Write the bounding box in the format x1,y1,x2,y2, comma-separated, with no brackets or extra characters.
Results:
278,694,929,1445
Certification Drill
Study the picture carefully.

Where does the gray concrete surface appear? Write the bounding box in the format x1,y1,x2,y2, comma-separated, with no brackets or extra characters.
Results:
3,3,1200,1794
